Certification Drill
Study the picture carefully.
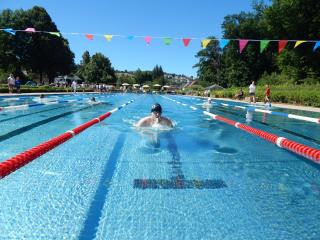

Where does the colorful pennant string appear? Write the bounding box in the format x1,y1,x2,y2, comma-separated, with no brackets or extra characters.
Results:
1,28,320,54
260,40,270,53
239,40,249,53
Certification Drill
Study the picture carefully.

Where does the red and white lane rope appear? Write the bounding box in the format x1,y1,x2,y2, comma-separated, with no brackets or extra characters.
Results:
204,111,320,163
0,100,134,179
213,101,320,124
163,95,320,163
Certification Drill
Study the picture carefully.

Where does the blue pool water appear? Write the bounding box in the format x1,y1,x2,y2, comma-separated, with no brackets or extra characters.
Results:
0,93,320,239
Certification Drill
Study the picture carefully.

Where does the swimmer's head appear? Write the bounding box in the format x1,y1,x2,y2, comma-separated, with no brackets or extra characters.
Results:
40,94,45,98
151,103,162,114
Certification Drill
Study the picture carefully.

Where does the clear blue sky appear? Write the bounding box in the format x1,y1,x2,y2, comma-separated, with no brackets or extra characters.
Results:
1,0,254,77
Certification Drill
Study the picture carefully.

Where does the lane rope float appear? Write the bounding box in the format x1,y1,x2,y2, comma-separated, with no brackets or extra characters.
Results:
162,95,320,163
0,99,134,179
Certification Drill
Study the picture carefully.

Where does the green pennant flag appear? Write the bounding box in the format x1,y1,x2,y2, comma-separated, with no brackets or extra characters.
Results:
260,40,270,53
164,38,172,46
49,32,61,37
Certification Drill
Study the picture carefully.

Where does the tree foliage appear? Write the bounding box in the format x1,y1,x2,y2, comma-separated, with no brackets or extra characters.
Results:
0,6,75,83
195,0,320,87
78,51,116,83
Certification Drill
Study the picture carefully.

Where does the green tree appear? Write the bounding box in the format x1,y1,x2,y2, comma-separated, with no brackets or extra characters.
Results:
0,6,75,83
82,52,115,83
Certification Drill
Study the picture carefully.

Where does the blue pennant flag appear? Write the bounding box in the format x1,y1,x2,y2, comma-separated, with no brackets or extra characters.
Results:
313,41,320,51
127,35,134,40
219,39,230,49
3,28,16,35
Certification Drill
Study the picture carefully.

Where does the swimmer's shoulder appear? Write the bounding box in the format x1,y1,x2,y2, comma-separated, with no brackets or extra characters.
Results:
135,116,153,127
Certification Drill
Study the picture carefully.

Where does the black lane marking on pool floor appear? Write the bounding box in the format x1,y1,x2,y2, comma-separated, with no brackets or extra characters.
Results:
78,133,126,240
215,107,320,145
134,132,227,189
0,105,67,123
0,103,106,143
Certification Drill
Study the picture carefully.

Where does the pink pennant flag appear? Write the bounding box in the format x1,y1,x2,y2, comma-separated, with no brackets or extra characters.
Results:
182,38,191,47
25,28,36,33
239,40,249,53
278,40,288,53
144,36,152,45
85,34,94,40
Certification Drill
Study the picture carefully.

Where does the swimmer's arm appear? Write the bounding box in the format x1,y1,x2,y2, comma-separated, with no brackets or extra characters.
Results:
135,117,151,127
162,117,173,128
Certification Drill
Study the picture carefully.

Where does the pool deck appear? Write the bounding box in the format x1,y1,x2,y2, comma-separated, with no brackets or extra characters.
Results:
191,96,320,113
0,92,319,113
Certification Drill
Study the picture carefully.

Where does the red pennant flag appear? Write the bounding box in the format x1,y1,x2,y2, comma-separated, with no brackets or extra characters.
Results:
278,40,288,53
182,38,191,47
85,34,94,40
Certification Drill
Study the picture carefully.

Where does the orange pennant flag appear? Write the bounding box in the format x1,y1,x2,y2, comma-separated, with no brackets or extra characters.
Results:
85,34,94,40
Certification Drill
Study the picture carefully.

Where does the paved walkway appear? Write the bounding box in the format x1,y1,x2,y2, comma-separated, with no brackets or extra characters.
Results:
213,97,320,113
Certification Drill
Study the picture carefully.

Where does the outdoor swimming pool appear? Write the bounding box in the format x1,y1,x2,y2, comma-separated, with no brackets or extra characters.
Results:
0,93,320,239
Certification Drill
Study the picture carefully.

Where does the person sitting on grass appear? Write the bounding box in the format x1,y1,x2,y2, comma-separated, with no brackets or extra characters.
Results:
235,88,244,100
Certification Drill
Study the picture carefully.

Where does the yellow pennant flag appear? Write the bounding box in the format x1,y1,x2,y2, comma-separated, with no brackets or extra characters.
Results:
104,35,113,42
294,41,307,48
49,32,61,37
202,39,211,49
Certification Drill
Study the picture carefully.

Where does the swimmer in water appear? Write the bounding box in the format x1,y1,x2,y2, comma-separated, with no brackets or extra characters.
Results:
135,103,173,128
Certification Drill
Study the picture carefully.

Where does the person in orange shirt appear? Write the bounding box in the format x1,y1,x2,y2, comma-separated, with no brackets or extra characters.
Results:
264,84,270,104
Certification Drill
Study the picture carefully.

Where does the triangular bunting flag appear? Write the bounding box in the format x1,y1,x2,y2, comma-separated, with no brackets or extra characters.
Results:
144,36,152,45
25,28,35,32
202,39,211,49
104,35,113,42
3,28,16,35
182,38,191,47
260,40,270,53
219,39,229,49
278,40,288,53
49,32,61,37
294,40,307,48
127,35,134,40
85,34,94,40
313,41,320,51
239,40,249,53
164,38,172,46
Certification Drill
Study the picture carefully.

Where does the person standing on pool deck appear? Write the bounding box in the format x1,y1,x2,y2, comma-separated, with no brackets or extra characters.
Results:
71,80,77,94
264,84,270,104
7,74,15,94
15,76,21,94
248,81,256,103
135,103,173,128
